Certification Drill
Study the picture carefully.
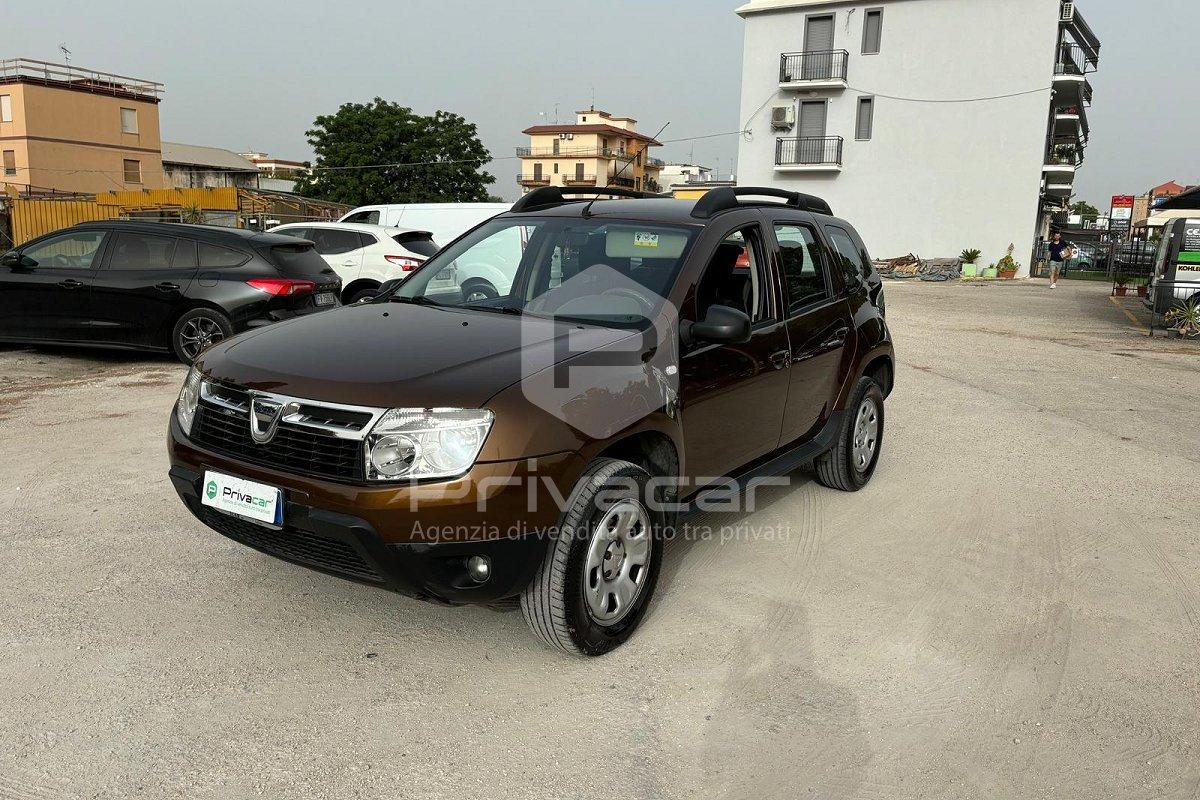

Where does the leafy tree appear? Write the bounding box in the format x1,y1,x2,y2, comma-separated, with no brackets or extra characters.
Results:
1069,200,1100,220
296,99,495,205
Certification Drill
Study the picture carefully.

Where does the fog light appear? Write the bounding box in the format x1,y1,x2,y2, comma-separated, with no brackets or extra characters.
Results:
466,555,491,584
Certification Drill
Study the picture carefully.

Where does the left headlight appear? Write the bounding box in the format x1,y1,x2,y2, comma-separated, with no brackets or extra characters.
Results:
175,367,202,435
365,408,494,481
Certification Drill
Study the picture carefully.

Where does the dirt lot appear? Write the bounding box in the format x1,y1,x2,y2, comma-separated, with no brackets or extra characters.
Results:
1,279,1198,799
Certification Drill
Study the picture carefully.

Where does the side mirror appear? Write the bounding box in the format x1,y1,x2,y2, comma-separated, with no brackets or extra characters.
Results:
689,305,752,345
1,251,22,267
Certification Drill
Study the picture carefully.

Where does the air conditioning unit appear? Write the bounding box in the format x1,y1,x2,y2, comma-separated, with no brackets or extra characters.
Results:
770,104,796,130
1061,2,1075,22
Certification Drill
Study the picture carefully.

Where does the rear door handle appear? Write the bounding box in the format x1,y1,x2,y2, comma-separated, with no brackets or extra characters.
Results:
821,327,850,349
57,278,85,289
155,282,181,292
769,349,791,370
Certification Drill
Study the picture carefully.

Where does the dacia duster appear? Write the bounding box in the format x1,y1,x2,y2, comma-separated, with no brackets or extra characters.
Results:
168,187,895,656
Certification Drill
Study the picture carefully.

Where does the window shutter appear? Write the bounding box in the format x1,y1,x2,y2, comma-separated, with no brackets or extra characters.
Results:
856,98,874,140
863,10,883,54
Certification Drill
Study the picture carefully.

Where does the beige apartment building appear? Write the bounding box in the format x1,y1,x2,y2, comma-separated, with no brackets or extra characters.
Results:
0,58,166,194
517,108,664,194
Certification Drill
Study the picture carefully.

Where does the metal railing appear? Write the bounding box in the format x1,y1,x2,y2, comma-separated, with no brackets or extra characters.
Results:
779,50,849,83
516,146,636,159
1054,43,1097,76
1046,137,1084,167
562,174,597,184
517,174,551,185
0,57,163,98
776,136,844,167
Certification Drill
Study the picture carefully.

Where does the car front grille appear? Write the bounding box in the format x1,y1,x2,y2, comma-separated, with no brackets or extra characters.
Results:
191,384,369,482
200,507,383,584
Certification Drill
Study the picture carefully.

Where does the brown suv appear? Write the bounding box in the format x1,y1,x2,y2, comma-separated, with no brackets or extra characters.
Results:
168,187,894,656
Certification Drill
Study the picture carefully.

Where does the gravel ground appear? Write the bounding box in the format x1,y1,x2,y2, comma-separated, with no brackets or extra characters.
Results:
1,279,1198,799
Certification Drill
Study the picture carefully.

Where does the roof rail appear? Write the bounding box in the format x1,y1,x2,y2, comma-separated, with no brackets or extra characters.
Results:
510,186,665,213
691,187,833,219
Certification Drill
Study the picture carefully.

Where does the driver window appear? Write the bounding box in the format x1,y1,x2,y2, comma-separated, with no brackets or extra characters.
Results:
697,227,769,323
22,231,106,269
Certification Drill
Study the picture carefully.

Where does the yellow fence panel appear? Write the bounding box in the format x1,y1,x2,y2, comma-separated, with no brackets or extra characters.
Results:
96,187,239,211
10,198,120,245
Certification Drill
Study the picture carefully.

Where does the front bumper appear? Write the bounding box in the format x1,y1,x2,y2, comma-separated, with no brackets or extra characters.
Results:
168,417,586,604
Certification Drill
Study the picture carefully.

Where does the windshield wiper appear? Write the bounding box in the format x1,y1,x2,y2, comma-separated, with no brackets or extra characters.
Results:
388,295,443,307
462,304,523,316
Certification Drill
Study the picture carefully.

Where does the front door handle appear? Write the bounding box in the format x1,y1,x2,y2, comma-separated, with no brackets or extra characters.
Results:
57,278,85,289
769,349,791,370
155,282,181,292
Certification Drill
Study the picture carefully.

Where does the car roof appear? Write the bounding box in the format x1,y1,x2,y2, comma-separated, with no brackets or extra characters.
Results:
271,221,432,237
70,220,301,247
495,197,847,229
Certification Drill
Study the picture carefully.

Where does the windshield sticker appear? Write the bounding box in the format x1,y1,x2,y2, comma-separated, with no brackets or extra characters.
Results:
634,232,660,248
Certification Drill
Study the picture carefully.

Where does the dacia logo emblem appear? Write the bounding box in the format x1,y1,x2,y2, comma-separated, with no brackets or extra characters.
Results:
249,397,288,444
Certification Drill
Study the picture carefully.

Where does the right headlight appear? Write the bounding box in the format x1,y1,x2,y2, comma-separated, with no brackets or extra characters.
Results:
364,408,494,481
175,367,202,435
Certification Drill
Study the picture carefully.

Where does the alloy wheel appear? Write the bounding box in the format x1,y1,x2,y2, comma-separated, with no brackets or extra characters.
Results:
179,317,225,360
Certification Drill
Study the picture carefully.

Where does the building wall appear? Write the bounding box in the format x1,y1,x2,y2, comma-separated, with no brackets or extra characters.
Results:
163,164,258,190
0,82,166,193
737,0,1062,273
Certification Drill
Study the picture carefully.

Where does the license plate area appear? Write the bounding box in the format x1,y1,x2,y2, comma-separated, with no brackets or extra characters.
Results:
315,292,338,307
201,470,283,527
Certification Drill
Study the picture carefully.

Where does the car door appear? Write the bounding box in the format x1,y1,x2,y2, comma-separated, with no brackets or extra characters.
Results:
679,217,792,484
309,227,364,284
90,231,197,346
0,228,108,342
768,218,856,446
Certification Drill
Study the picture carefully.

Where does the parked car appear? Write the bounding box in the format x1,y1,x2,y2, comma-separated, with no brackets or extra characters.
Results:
1147,217,1200,313
168,187,894,655
339,203,510,245
1063,241,1107,274
268,222,439,304
0,221,341,363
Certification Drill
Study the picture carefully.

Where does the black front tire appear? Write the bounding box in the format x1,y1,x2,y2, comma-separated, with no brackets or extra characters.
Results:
171,308,233,364
814,377,885,492
520,458,664,656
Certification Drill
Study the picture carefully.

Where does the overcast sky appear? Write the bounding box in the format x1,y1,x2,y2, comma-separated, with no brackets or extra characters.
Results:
13,0,1198,206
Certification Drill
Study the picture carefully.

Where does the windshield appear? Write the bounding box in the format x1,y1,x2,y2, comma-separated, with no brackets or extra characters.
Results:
391,217,698,327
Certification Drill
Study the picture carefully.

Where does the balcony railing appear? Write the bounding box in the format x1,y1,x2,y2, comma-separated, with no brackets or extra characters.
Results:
776,136,844,167
516,146,635,159
645,156,666,168
517,174,551,186
562,174,597,184
1054,43,1097,76
0,57,163,99
779,50,849,84
1046,137,1084,167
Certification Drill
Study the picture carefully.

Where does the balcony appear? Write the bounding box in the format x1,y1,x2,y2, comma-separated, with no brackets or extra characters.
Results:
779,50,849,91
0,57,163,101
774,137,844,172
517,173,551,187
516,146,635,160
645,156,666,169
562,174,597,186
1053,44,1095,107
1053,103,1089,143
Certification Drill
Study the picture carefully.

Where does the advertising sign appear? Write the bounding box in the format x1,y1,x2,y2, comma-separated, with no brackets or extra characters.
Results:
1110,195,1135,237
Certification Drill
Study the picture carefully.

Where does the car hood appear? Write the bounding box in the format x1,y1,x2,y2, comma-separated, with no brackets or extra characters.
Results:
197,302,633,409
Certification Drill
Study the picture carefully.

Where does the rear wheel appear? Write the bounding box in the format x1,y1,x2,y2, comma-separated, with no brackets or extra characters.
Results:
814,377,885,492
171,308,233,364
520,458,663,656
461,279,497,303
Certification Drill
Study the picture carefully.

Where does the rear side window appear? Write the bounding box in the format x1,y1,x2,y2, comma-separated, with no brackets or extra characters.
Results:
774,224,829,313
826,227,869,290
310,228,362,255
265,243,332,277
199,243,250,268
358,232,378,248
108,232,177,270
343,210,380,225
393,232,440,258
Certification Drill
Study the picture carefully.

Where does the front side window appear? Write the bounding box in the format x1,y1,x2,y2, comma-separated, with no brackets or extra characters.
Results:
23,231,107,269
120,107,138,134
774,224,829,312
108,232,177,269
396,217,699,328
123,159,141,184
698,227,771,322
344,210,380,225
309,228,363,255
826,227,869,291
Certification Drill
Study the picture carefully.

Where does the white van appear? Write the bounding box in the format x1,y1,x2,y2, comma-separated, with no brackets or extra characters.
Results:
339,203,510,246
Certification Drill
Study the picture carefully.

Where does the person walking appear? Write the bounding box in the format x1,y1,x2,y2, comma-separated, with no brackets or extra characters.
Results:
1047,231,1073,289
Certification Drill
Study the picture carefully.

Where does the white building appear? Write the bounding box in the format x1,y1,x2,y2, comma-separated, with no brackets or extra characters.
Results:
735,0,1100,274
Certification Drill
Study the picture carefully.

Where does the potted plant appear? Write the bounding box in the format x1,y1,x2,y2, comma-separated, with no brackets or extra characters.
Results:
996,243,1020,280
982,263,999,279
960,248,981,278
1113,271,1129,297
1165,300,1200,339
1137,281,1149,298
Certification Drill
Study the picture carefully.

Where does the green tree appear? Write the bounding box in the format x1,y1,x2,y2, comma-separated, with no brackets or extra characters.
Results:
295,99,495,205
1069,200,1100,220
